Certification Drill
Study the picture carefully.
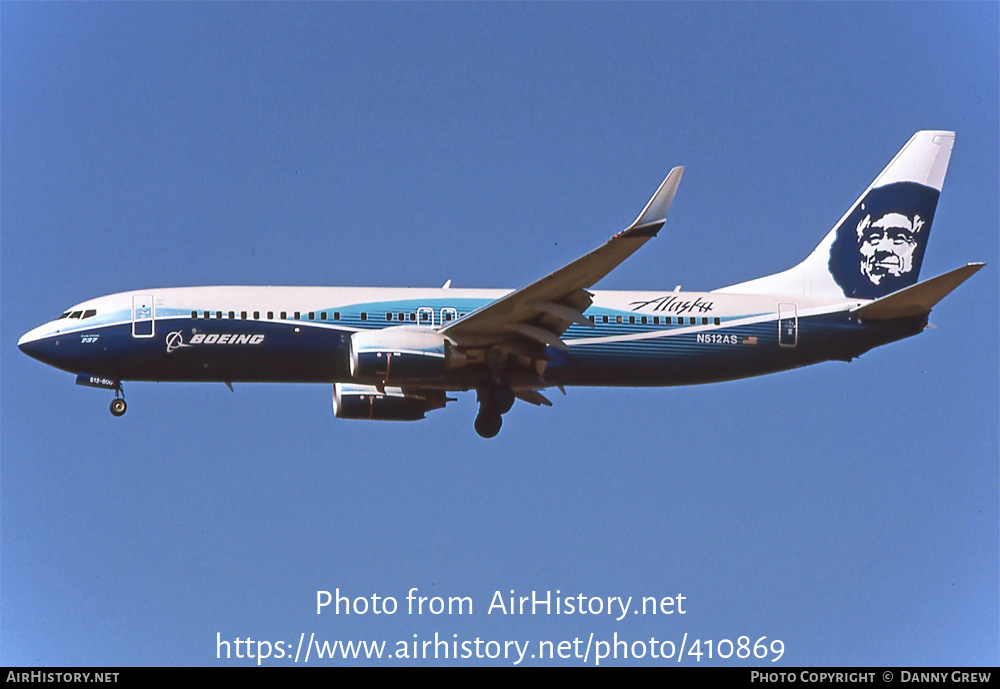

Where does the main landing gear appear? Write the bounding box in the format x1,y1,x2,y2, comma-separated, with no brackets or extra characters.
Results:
475,384,514,438
474,409,502,438
110,385,127,417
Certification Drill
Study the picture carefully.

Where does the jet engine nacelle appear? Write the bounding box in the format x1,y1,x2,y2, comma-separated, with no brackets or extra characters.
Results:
349,326,450,383
333,383,448,421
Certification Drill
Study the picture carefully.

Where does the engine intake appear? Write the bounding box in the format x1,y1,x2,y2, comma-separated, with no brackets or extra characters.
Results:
333,383,448,421
349,326,450,383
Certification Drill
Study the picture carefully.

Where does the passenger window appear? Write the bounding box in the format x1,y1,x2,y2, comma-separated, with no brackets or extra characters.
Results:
216,311,223,319
653,316,659,325
409,313,416,322
203,311,210,319
334,312,341,320
321,312,327,320
666,316,672,325
280,311,287,319
228,311,235,319
616,316,623,324
714,317,721,325
191,311,198,319
241,311,247,320
294,311,301,320
267,311,273,319
386,313,393,322
641,316,647,325
602,315,609,324
361,312,367,321
629,316,635,324
309,312,315,320
253,311,259,319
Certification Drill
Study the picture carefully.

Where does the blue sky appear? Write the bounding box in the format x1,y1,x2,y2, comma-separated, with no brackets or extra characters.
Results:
2,2,997,666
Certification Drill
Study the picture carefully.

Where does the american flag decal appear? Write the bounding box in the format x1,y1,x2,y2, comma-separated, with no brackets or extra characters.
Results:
742,336,758,345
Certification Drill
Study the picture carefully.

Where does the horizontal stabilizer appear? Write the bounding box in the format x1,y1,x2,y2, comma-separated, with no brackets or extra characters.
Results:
851,263,984,320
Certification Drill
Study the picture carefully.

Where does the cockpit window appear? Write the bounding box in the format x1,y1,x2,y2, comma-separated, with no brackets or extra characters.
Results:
82,309,96,319
70,311,83,319
57,312,71,319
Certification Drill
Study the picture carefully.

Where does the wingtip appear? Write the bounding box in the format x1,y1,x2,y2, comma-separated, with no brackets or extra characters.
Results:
629,166,684,230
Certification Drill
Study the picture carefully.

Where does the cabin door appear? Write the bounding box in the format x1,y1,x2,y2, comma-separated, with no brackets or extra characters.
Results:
132,294,155,338
778,303,797,347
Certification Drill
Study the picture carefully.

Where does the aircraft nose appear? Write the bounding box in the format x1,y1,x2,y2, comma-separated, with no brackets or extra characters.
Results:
19,332,38,357
18,325,51,361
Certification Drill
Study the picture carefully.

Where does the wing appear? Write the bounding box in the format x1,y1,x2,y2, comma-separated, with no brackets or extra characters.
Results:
440,167,683,351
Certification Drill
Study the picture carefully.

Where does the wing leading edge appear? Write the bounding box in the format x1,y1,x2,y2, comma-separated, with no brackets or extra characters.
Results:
440,167,684,349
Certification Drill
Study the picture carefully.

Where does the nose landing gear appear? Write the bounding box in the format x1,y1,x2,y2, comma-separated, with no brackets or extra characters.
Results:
75,373,127,417
110,384,127,417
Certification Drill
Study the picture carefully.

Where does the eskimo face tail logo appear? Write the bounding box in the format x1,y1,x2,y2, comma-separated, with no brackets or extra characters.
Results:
828,182,939,299
857,210,923,285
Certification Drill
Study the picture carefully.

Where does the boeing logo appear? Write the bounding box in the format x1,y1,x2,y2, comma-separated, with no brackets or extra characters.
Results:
165,331,188,353
166,331,266,353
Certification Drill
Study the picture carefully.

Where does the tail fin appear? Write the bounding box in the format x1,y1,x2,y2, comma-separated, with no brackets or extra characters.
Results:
716,131,955,299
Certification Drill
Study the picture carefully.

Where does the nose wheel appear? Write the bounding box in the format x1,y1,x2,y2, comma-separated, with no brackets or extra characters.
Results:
110,385,127,417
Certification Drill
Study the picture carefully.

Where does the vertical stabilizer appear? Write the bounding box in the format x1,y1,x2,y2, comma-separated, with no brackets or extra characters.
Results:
716,131,954,299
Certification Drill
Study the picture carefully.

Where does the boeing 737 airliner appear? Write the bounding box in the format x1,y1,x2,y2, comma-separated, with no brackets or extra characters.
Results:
19,131,983,437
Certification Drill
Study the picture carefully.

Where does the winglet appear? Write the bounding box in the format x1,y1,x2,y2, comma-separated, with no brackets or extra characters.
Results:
851,263,985,320
441,167,684,345
628,166,684,233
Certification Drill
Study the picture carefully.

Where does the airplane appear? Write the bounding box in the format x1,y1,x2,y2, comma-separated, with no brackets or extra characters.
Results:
18,131,984,438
